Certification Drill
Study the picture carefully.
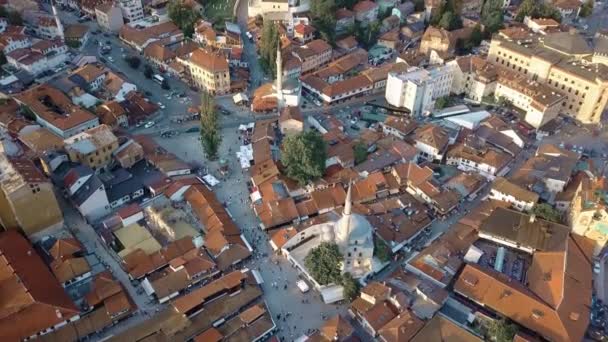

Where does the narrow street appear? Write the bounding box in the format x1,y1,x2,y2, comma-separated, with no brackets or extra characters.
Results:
59,197,166,339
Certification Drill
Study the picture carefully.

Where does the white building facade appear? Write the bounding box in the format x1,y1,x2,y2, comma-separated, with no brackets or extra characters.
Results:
119,0,144,23
385,65,453,116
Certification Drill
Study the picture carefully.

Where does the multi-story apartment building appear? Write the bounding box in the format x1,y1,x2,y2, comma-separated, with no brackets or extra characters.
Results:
180,48,230,95
248,0,290,17
64,124,119,170
353,0,378,26
292,39,333,74
0,32,31,54
95,3,124,32
448,55,498,102
495,72,565,128
0,149,64,239
385,65,454,116
6,40,69,76
118,0,144,23
490,177,539,212
487,29,608,124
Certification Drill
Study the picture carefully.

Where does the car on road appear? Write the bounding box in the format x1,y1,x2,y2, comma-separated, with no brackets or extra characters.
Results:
350,124,360,131
144,121,155,129
99,57,107,63
595,261,602,274
108,56,114,63
157,102,166,109
186,127,200,133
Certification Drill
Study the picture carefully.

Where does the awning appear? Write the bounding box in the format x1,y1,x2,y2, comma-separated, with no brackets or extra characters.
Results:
233,93,249,104
202,174,220,186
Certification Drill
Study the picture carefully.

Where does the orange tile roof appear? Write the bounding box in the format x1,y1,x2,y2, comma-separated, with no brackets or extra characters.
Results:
378,310,424,342
86,271,123,307
50,238,82,260
0,231,79,341
353,0,378,13
72,64,106,83
455,234,592,342
172,271,246,314
144,42,176,62
188,48,229,72
320,315,354,340
14,84,97,131
185,184,240,236
270,227,298,250
195,328,223,342
411,315,482,342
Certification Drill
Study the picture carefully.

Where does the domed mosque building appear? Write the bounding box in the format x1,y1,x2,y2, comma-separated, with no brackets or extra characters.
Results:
281,184,378,303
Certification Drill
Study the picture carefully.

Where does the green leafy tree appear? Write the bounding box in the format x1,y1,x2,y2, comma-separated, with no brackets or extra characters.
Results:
340,273,360,301
580,0,594,17
532,203,561,223
481,0,504,34
66,40,81,49
0,9,23,26
259,21,279,76
20,105,36,121
435,96,451,109
304,242,343,285
336,0,357,10
168,0,200,37
161,78,170,90
144,64,153,79
516,0,561,22
467,25,483,48
355,21,381,49
486,319,518,342
311,0,336,44
374,238,391,263
438,11,462,30
353,142,368,165
199,92,221,160
281,130,327,185
125,56,141,69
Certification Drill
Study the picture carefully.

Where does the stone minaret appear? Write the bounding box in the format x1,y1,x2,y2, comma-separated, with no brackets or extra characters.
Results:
335,183,353,246
275,43,284,109
51,0,64,41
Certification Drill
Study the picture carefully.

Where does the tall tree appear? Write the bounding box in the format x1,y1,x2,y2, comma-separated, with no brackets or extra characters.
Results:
532,203,562,223
486,319,519,342
281,130,327,185
310,0,336,43
199,92,221,160
516,0,561,22
438,11,462,30
353,142,368,165
259,21,279,76
304,242,343,285
168,0,200,38
480,0,504,34
340,273,360,301
580,0,594,17
355,21,381,49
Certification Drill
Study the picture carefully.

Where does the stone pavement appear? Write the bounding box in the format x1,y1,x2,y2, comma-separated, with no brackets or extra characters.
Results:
154,126,351,340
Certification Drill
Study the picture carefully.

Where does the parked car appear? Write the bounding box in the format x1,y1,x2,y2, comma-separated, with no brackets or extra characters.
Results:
186,127,200,133
144,121,155,129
